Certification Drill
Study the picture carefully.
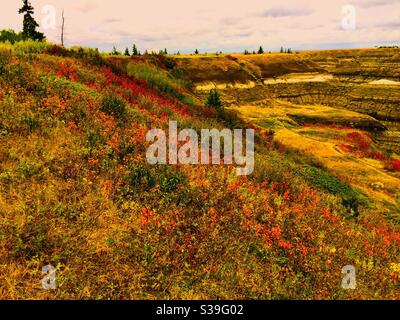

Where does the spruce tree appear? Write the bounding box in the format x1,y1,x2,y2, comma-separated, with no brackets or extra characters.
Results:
206,88,223,110
18,0,45,41
194,49,199,54
258,46,264,54
111,46,120,55
132,44,138,56
124,47,130,56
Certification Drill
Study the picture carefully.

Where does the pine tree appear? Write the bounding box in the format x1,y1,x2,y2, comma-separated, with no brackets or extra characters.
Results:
132,44,138,56
18,0,45,41
111,46,120,55
194,49,199,54
258,46,264,54
280,46,284,53
206,88,223,110
124,47,130,56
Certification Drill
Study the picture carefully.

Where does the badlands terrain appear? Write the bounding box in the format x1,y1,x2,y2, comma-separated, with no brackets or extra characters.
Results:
173,48,400,220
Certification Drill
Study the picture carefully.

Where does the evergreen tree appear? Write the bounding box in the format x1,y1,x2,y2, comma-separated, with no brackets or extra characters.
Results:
18,0,45,41
206,88,223,110
124,47,130,56
194,49,199,54
258,46,264,54
280,46,284,53
111,46,120,55
132,44,138,56
164,48,168,55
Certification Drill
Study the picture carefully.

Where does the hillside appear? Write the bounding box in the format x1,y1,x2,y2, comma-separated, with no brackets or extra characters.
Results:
1,43,400,299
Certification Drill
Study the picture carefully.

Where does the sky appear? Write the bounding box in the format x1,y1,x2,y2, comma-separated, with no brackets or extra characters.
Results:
1,0,399,53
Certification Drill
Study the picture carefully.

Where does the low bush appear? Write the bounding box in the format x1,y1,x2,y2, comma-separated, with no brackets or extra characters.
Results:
125,165,155,191
127,62,186,101
0,29,24,44
159,170,183,193
299,165,367,216
101,94,126,119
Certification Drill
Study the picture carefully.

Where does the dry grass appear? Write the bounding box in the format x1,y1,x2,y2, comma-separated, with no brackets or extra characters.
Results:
1,45,400,300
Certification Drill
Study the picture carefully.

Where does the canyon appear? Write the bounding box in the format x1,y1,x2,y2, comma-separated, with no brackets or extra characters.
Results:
171,48,400,218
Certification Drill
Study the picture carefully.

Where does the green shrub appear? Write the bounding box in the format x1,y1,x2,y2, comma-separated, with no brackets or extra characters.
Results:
0,47,12,74
206,88,223,110
17,161,39,179
101,94,126,119
159,171,183,193
20,113,40,132
0,29,25,44
126,165,155,190
13,40,51,55
299,165,367,216
86,129,104,150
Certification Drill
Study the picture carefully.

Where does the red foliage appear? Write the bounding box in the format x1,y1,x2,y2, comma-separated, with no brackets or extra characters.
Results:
367,151,387,161
345,132,371,150
43,45,67,56
392,160,400,171
387,159,400,172
101,66,192,119
57,62,78,81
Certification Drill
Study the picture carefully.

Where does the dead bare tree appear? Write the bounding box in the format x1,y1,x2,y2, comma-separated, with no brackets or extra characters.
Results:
61,9,65,46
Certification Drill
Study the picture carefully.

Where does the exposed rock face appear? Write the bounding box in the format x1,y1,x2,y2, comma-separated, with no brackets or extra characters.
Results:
172,48,400,152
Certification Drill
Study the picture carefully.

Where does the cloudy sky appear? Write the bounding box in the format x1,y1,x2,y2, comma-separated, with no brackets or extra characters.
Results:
1,0,399,53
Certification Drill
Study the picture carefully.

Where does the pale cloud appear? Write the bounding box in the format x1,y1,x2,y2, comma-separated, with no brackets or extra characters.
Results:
73,1,98,13
353,0,396,8
0,0,399,52
258,6,314,18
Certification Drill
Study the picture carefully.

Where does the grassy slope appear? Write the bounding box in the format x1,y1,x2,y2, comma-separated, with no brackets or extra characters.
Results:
0,44,400,299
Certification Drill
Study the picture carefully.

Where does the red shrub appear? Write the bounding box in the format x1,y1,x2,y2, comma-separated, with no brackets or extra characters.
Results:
391,160,400,171
57,62,78,81
345,132,371,150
